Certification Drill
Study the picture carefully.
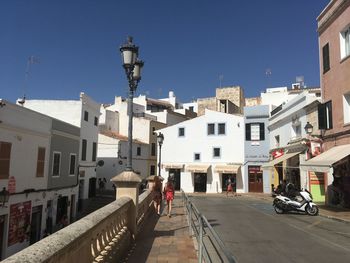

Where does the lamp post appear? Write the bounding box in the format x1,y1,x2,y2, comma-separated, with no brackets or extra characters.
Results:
120,36,144,171
0,187,9,207
304,122,313,136
157,132,164,178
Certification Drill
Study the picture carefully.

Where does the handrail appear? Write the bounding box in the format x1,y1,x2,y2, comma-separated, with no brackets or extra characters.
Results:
182,190,237,263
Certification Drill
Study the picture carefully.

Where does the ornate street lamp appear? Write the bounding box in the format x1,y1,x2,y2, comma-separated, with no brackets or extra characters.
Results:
304,122,313,135
0,187,10,207
157,133,164,178
120,36,144,171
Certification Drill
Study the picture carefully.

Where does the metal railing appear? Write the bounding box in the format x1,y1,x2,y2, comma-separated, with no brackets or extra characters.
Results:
181,190,237,263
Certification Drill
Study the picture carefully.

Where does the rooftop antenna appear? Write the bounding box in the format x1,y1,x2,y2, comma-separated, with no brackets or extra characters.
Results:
265,68,272,88
219,74,224,88
18,55,40,106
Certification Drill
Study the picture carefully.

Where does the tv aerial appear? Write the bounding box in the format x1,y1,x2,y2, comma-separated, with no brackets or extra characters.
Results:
18,56,40,106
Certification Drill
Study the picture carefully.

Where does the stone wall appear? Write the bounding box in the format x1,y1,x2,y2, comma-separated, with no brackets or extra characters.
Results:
216,86,245,114
197,97,216,116
245,97,261,107
197,86,246,116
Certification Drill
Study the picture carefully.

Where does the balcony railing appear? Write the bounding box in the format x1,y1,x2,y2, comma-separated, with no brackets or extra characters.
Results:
3,190,154,263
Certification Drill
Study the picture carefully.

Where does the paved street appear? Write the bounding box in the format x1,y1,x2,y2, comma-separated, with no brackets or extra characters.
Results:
190,194,350,263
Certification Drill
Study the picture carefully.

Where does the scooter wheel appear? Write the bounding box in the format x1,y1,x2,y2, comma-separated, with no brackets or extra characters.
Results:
274,205,284,214
306,205,319,216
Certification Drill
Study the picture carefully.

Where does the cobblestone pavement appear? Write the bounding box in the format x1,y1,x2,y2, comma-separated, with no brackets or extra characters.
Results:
124,194,198,263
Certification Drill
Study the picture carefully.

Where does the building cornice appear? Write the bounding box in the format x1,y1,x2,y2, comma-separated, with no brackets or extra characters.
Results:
317,0,350,35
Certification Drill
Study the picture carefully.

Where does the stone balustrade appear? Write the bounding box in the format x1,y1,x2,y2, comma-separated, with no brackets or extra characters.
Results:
2,189,154,263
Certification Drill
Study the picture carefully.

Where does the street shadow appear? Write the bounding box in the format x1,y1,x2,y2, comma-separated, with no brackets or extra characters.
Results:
123,211,160,263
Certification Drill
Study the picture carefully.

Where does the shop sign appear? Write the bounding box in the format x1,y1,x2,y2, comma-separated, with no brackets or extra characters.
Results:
8,201,32,246
272,149,284,159
310,141,322,157
248,166,262,173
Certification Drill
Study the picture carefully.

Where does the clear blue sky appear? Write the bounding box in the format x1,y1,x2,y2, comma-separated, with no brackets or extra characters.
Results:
0,0,330,104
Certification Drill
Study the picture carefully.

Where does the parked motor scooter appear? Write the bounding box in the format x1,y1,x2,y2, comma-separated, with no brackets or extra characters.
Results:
273,186,319,216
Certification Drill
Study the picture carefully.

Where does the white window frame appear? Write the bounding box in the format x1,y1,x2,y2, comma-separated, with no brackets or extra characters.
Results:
340,25,350,60
52,151,61,177
69,153,77,176
343,93,350,124
250,124,260,141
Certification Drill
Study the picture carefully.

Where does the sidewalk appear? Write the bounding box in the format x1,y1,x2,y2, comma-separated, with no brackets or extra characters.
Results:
124,194,198,263
243,192,350,223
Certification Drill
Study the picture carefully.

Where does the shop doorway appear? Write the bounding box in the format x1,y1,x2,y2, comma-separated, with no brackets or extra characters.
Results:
222,173,235,191
194,173,207,192
30,205,42,245
169,169,181,191
248,166,263,192
78,179,84,212
56,196,68,225
70,195,76,223
88,177,96,198
0,215,6,260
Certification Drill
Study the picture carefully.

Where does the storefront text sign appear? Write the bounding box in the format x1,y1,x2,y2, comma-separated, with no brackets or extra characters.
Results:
272,149,284,159
8,201,32,246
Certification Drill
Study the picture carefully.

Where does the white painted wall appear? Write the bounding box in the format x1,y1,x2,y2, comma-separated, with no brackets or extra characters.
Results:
0,101,80,258
159,109,245,193
96,134,150,190
0,102,51,192
24,93,101,200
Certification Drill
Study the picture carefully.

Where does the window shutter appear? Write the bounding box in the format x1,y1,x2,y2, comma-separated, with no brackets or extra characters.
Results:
245,124,251,141
327,101,333,129
318,103,326,130
259,123,265,140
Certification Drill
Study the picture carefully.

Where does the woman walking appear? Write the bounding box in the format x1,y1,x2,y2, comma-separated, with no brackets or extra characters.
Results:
163,178,175,218
152,176,163,215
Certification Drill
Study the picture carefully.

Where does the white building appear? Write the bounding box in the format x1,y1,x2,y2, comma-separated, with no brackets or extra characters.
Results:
24,93,100,207
263,91,321,195
0,100,80,259
158,109,245,193
97,131,149,190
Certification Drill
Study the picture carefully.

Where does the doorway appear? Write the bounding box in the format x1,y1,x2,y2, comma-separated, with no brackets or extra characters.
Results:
169,169,181,191
30,205,42,245
248,166,263,192
56,196,68,225
194,173,207,192
0,215,6,259
70,195,76,223
88,177,96,198
222,173,235,191
78,179,84,212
